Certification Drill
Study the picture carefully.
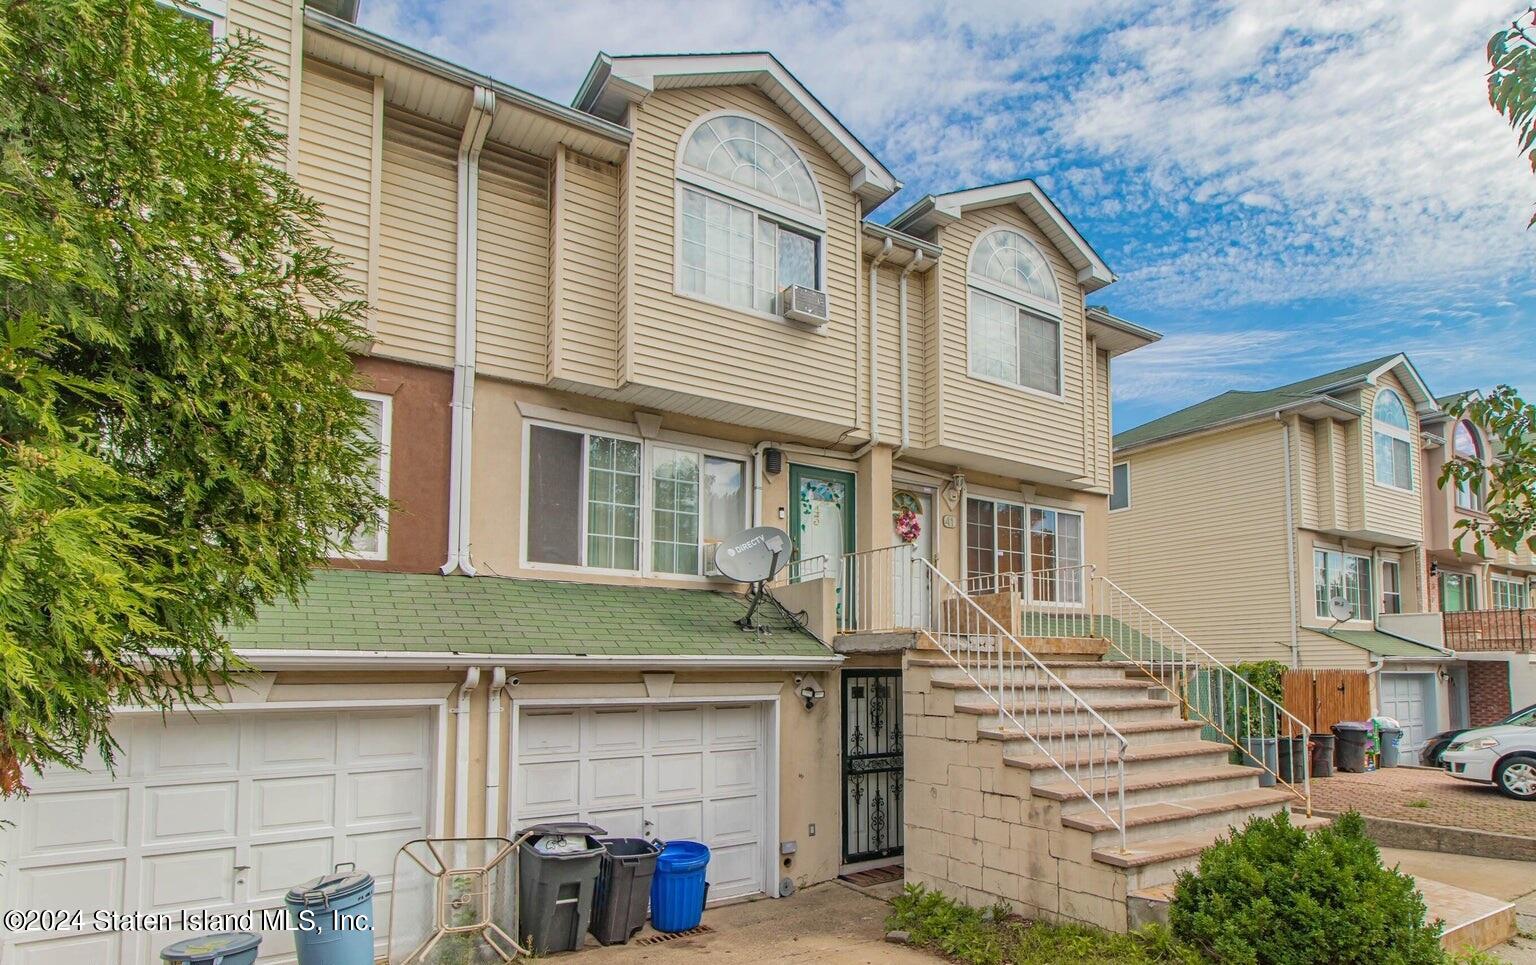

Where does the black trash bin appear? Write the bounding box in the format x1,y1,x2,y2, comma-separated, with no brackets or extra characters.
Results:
516,822,606,954
590,837,662,945
1276,735,1309,783
1310,733,1336,778
1332,721,1373,773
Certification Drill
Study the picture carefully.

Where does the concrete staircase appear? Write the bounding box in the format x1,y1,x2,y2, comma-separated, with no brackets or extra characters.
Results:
903,635,1328,932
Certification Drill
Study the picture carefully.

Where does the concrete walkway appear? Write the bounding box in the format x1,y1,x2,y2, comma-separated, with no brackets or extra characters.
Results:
1381,848,1536,963
578,883,938,964
1313,767,1533,837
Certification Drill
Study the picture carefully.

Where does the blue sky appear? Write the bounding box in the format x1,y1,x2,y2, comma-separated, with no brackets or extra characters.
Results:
360,0,1536,432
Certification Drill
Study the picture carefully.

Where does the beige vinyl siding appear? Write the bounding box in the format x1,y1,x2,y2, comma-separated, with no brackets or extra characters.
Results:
1361,371,1424,542
548,148,620,388
865,259,911,443
229,0,297,152
1093,348,1112,490
1107,422,1297,664
1294,417,1319,529
625,87,861,426
376,108,458,367
476,145,551,384
934,205,1089,477
296,63,374,296
1310,416,1360,532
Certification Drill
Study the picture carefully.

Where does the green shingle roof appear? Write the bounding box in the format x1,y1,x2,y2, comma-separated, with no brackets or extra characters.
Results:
1303,626,1450,660
225,570,831,659
1114,355,1399,451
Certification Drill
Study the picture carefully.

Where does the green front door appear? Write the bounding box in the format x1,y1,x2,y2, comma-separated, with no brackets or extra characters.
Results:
790,466,856,620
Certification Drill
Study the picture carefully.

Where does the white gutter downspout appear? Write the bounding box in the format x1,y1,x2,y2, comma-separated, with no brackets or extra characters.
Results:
896,251,924,455
852,239,893,460
1278,413,1301,668
453,666,481,836
484,667,508,836
443,86,496,576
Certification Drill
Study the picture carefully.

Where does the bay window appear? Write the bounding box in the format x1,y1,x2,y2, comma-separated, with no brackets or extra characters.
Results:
1315,549,1372,621
967,228,1063,396
525,423,748,577
1371,388,1413,491
676,113,824,317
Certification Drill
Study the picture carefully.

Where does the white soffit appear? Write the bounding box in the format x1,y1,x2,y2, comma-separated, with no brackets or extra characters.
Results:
890,179,1116,291
574,52,900,206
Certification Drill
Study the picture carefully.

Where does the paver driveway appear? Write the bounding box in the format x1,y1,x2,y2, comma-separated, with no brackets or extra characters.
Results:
1311,766,1534,835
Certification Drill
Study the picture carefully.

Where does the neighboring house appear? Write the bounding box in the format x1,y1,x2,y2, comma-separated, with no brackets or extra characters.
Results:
1,2,1184,960
1108,355,1462,755
1421,392,1536,723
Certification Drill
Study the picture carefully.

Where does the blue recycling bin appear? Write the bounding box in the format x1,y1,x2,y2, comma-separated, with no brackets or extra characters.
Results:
160,932,261,965
284,863,376,965
649,840,710,933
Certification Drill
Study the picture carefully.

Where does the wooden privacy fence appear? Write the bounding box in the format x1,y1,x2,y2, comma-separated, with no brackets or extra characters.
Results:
1283,669,1373,733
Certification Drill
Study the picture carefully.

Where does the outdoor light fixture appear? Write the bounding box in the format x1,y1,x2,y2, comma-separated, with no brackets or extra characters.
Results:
793,674,825,710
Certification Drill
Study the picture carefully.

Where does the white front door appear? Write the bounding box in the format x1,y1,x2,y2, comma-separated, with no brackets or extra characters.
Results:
891,490,933,629
0,709,435,965
513,702,769,902
1381,673,1435,755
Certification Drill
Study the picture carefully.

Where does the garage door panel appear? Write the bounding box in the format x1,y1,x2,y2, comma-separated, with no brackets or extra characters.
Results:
587,806,645,838
651,752,704,798
145,782,238,844
711,705,758,743
520,710,581,756
709,748,758,794
347,768,428,826
253,774,335,834
13,931,121,965
251,836,333,901
141,847,237,910
706,842,759,898
587,708,645,752
517,760,579,812
251,715,338,769
587,754,644,807
141,718,240,777
649,800,703,842
705,794,758,841
18,788,128,858
348,712,431,764
653,706,705,747
346,827,416,880
17,858,124,916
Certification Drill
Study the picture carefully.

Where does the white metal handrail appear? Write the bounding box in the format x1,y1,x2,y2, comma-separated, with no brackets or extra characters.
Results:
917,558,1128,849
1088,569,1312,813
838,543,930,633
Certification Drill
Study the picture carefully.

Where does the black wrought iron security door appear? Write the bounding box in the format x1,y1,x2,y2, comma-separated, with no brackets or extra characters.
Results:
842,670,903,863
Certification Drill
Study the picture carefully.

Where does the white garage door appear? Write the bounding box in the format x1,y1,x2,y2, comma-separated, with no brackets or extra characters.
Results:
1381,673,1434,755
0,709,434,965
514,703,768,902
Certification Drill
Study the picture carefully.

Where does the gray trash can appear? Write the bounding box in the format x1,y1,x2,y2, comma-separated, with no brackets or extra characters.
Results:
1332,721,1373,773
590,837,662,945
1377,725,1404,768
517,822,606,954
284,863,376,965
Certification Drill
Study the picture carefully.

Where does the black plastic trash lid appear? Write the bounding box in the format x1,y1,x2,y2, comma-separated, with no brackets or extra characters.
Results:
160,932,261,962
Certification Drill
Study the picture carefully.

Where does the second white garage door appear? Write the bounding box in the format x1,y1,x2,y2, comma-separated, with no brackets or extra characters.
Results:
513,702,769,901
1381,673,1435,755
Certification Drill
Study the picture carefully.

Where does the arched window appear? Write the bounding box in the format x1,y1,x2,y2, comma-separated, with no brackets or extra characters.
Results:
1453,420,1483,511
967,228,1062,395
1372,388,1413,490
676,114,823,316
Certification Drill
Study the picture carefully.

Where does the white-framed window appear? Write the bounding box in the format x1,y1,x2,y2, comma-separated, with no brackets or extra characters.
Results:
1440,570,1478,613
962,498,1085,604
1380,560,1402,615
1110,462,1131,511
1493,577,1529,610
675,113,824,318
1029,507,1085,603
522,421,750,578
159,0,227,37
1452,420,1484,512
1371,388,1413,491
334,390,391,561
967,228,1063,397
1315,549,1373,621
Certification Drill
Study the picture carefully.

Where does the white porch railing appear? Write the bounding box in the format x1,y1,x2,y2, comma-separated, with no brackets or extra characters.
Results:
918,559,1128,849
837,543,931,634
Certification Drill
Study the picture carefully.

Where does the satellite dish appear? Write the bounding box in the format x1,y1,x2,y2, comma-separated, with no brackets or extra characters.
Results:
714,526,793,584
1327,592,1354,624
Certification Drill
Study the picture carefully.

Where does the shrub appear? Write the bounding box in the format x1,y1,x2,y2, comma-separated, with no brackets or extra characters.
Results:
1169,811,1446,964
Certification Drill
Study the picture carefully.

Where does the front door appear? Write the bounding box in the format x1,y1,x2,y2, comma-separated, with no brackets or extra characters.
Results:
891,489,933,628
790,465,856,620
842,670,903,864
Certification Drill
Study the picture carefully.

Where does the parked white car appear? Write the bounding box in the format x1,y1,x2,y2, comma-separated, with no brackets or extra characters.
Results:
1442,713,1536,801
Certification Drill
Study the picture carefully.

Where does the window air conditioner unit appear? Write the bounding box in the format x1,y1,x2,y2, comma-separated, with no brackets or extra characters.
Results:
781,285,829,328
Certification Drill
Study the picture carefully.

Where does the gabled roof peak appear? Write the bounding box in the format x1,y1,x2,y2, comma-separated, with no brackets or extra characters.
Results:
572,52,900,207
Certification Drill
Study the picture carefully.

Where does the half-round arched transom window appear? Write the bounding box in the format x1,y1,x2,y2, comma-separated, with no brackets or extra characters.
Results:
1372,388,1413,491
676,114,824,317
681,114,820,214
966,228,1062,395
1453,420,1483,511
